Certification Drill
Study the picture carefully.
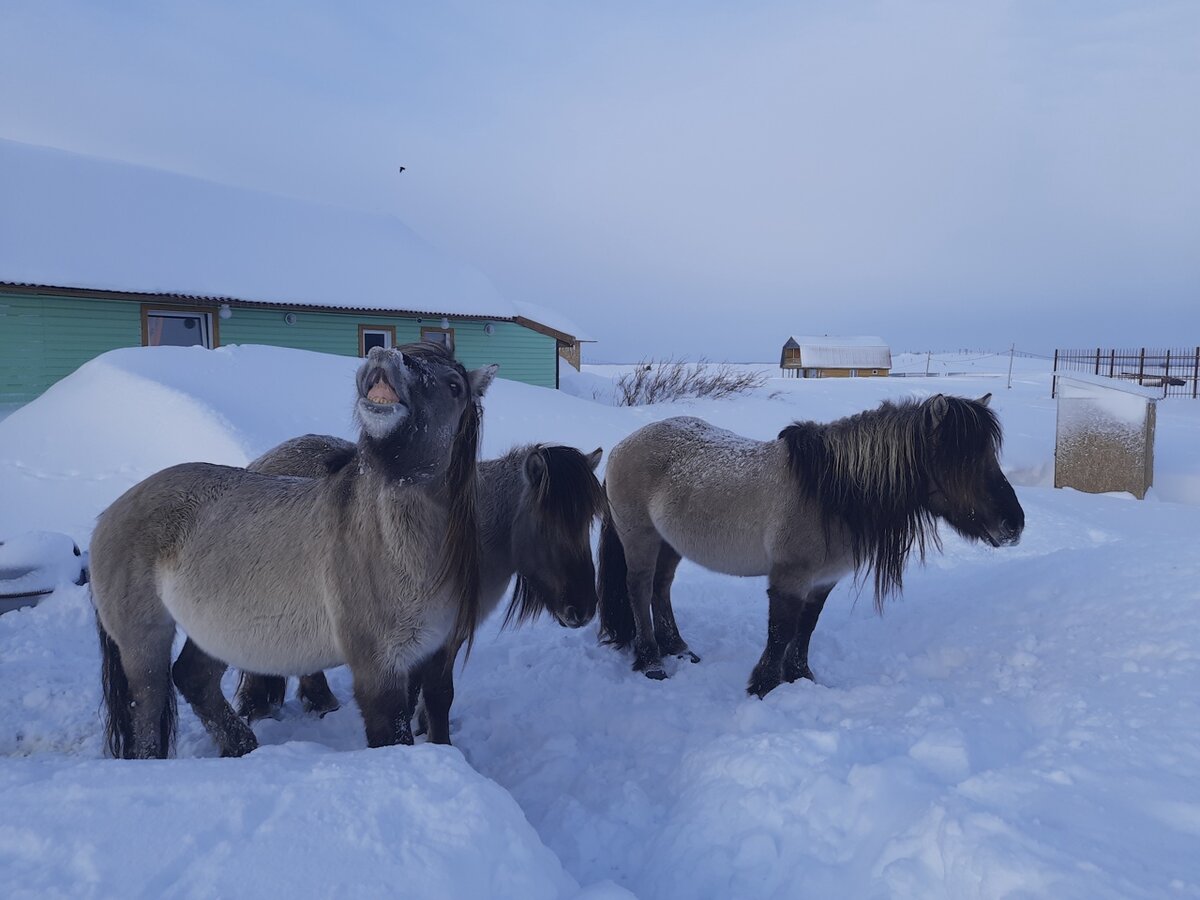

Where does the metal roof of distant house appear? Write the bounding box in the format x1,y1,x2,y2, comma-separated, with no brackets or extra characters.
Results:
0,138,513,319
781,335,892,369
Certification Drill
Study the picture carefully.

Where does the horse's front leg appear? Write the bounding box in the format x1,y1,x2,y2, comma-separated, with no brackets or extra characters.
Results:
349,661,413,748
651,542,700,664
625,545,666,679
234,672,287,722
782,584,833,684
747,586,805,699
173,638,258,757
298,671,340,717
415,643,458,745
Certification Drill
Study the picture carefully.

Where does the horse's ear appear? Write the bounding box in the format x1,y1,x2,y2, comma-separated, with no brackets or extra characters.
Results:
978,393,993,407
468,364,499,398
586,447,603,471
926,393,950,428
523,448,547,486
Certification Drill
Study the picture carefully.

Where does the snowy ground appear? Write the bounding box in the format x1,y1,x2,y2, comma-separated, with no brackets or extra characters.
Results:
2,346,1199,898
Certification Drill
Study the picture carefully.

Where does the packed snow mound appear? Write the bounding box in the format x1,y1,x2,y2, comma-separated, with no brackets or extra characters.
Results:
0,344,633,542
0,741,583,897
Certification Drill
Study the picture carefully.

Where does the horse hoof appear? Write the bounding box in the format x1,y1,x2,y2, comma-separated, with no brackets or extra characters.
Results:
303,699,340,718
237,705,277,724
219,731,259,758
643,667,669,681
678,651,701,664
746,679,780,699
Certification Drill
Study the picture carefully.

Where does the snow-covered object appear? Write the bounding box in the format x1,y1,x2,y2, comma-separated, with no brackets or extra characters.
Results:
0,138,512,318
0,531,84,611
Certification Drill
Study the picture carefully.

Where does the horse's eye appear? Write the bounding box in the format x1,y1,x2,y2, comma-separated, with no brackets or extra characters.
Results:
449,380,462,397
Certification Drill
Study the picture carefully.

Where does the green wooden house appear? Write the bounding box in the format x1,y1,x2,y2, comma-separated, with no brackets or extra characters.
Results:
0,139,578,406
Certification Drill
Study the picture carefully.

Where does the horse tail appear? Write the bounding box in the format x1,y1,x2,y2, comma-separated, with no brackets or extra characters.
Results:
96,608,176,759
597,506,636,649
96,611,134,759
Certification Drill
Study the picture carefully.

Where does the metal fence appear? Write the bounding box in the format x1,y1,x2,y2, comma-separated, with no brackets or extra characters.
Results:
1052,347,1200,399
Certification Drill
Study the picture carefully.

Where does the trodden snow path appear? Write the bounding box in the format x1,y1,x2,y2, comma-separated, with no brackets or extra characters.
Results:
2,347,1200,897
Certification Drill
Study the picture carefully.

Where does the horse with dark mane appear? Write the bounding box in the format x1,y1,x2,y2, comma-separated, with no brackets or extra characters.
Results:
234,434,607,745
598,394,1025,697
90,342,495,757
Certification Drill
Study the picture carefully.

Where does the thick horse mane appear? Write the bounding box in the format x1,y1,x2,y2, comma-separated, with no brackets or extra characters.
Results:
397,341,483,657
504,445,608,628
779,395,1002,611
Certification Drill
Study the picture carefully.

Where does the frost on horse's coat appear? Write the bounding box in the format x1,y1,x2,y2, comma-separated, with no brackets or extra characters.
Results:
598,394,1025,697
89,342,496,758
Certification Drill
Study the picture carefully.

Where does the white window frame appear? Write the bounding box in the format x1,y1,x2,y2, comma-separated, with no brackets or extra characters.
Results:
143,306,215,349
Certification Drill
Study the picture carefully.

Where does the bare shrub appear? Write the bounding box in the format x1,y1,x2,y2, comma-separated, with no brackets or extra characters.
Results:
615,359,769,406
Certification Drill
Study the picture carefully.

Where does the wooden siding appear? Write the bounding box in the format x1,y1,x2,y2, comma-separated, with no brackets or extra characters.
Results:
0,292,140,403
220,308,557,387
1,292,558,404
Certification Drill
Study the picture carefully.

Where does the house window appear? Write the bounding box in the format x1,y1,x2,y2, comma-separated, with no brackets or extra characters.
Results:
359,325,396,356
421,327,455,352
142,306,215,349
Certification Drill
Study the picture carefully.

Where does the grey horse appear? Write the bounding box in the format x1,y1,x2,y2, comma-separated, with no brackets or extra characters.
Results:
598,394,1025,697
234,434,606,745
90,342,496,758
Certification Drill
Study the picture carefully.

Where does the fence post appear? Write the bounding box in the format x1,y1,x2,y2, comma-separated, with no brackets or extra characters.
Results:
1109,349,1115,378
1052,349,1059,398
1194,347,1199,399
1138,348,1146,386
1094,347,1101,375
1165,349,1172,398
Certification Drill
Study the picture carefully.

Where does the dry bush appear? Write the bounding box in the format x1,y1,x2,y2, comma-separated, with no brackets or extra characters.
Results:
615,359,768,406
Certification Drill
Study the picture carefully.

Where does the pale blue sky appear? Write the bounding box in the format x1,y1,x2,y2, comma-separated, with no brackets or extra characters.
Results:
2,1,1197,360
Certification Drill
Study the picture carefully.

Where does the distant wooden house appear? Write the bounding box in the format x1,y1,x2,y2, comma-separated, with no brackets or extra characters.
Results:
779,335,892,378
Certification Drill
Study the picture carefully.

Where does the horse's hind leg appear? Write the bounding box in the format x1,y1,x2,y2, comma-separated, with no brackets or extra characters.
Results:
298,672,340,717
172,639,258,757
782,585,833,684
747,586,806,699
112,620,178,759
651,543,699,664
94,575,178,759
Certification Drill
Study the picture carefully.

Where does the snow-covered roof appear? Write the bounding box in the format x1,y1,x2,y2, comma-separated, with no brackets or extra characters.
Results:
782,335,892,369
0,139,513,319
512,300,595,343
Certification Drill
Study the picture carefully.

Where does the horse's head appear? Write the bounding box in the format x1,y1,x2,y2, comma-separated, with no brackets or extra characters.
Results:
505,445,606,629
922,393,1025,548
355,342,496,483
355,341,498,655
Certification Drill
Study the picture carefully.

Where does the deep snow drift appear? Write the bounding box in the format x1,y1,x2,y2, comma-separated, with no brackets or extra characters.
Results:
2,346,1199,898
